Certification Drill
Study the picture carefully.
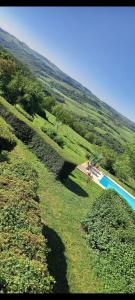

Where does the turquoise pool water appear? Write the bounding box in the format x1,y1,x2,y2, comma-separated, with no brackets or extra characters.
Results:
99,175,135,211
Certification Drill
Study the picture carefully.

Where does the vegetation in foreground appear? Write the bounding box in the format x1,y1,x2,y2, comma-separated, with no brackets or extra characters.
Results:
0,43,135,294
0,117,54,293
9,142,104,293
0,45,135,190
82,190,135,293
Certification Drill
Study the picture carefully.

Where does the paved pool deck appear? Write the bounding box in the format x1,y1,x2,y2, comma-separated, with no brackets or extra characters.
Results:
77,161,135,201
77,161,105,189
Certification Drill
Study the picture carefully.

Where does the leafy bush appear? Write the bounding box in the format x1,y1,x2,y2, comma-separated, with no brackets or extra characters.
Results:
42,96,56,112
52,104,74,126
29,134,75,179
0,157,55,293
100,145,117,174
54,135,64,148
15,104,33,121
84,132,94,143
0,47,47,118
81,190,135,293
42,127,65,148
0,117,16,152
0,250,54,293
113,143,135,191
0,104,34,144
0,160,38,207
0,100,76,180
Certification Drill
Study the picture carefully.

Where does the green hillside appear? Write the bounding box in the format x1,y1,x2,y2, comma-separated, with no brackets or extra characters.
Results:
1,93,135,293
0,27,135,140
0,39,135,294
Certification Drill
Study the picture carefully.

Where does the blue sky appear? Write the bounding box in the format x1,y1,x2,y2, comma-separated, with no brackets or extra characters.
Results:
0,6,135,122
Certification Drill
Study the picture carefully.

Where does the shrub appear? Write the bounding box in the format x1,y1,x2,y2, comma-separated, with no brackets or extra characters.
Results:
0,47,48,117
29,134,75,179
0,104,34,144
81,189,135,293
84,132,95,143
0,157,55,293
42,127,65,148
15,104,33,121
0,100,76,180
42,96,56,112
0,117,16,152
0,250,54,293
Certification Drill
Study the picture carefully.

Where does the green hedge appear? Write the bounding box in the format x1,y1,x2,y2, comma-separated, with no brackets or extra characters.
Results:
0,105,34,144
0,101,76,180
81,189,135,293
0,159,55,293
0,250,54,293
0,161,38,207
0,117,16,152
41,127,65,148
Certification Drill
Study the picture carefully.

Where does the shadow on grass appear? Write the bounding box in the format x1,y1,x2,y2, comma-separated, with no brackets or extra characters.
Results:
42,224,69,294
48,119,54,125
70,173,76,179
63,177,89,197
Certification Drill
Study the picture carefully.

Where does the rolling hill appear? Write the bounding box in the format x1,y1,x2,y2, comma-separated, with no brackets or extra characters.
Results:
0,26,135,294
0,26,135,136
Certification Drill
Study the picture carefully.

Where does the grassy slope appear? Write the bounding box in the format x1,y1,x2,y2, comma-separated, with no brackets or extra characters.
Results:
1,99,134,293
33,110,135,196
63,97,135,146
33,110,95,165
9,139,104,293
1,27,135,146
0,96,76,164
0,99,104,292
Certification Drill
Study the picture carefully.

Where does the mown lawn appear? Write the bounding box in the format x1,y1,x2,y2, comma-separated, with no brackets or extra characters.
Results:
33,111,96,165
4,102,134,293
9,141,104,293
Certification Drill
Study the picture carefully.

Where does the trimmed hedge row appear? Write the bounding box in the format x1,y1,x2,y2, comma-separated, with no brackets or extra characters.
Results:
0,117,16,152
0,102,76,180
0,156,55,293
41,127,65,148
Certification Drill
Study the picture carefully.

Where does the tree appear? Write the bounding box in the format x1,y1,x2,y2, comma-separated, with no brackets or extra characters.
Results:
113,144,134,183
100,145,117,174
7,71,26,104
126,143,135,180
43,96,56,112
90,152,103,166
0,58,16,99
84,132,95,143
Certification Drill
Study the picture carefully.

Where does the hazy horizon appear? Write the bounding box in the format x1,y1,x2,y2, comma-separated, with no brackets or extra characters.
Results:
0,7,135,122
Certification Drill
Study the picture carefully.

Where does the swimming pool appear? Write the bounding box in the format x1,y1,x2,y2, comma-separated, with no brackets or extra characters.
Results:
99,175,135,211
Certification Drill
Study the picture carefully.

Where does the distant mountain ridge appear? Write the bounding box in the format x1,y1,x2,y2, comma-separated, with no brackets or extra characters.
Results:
0,27,88,91
0,27,135,131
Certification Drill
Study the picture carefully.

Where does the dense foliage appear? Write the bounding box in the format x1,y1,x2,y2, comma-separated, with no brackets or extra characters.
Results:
0,145,55,293
41,127,65,148
113,143,135,191
0,46,49,118
0,99,76,180
52,104,125,152
81,190,135,293
0,116,16,153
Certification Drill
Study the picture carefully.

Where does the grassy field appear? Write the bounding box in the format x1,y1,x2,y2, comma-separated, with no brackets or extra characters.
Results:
1,98,134,293
33,110,96,165
33,110,135,196
8,139,104,293
63,97,135,147
0,37,135,293
0,99,104,292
